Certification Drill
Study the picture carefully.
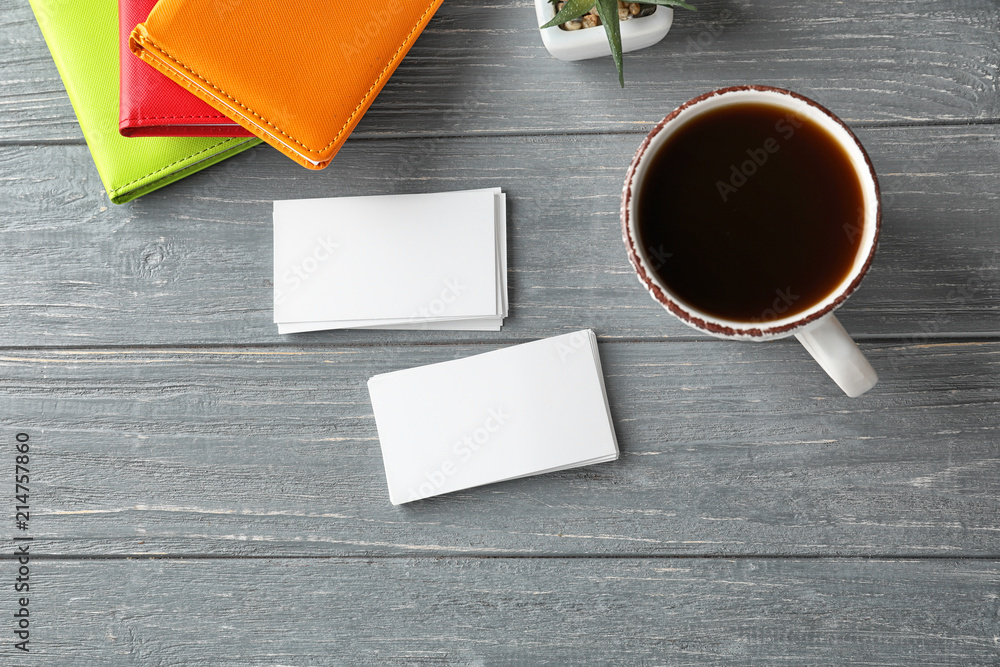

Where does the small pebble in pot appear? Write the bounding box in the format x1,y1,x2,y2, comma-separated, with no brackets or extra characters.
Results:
554,1,655,30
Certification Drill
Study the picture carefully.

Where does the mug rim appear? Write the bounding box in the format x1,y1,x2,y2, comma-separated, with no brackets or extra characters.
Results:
620,85,882,340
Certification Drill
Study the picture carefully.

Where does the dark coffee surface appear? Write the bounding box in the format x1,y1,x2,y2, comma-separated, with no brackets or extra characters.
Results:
636,102,865,323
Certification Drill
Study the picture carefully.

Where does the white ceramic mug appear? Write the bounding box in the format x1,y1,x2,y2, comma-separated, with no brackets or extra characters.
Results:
621,85,881,397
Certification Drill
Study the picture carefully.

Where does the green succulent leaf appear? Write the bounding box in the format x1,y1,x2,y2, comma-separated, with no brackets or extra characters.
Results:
540,0,597,29
594,0,624,87
635,0,697,11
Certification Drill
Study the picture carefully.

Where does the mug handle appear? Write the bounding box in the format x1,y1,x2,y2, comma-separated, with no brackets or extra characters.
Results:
794,314,878,397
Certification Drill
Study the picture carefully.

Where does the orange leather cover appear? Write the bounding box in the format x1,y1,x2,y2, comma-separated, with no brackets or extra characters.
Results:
129,0,443,169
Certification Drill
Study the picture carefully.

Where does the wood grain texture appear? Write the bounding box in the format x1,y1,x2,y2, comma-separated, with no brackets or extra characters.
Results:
0,125,997,347
3,0,1000,143
1,557,998,665
1,340,996,556
4,0,1000,660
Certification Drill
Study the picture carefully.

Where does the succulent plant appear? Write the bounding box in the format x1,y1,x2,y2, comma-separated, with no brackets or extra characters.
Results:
542,0,696,87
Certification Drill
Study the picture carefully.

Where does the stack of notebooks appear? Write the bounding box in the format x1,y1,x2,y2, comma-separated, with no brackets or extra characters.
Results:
28,0,444,202
273,189,508,334
368,330,620,504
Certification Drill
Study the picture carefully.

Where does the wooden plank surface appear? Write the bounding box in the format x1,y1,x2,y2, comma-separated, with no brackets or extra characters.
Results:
2,340,996,557
1,557,998,665
3,0,1000,143
3,0,1000,661
0,125,998,347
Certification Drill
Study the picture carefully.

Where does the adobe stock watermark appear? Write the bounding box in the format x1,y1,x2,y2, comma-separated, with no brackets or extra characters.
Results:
407,407,510,501
410,278,466,321
390,86,495,182
214,0,242,21
646,244,673,270
11,432,31,654
340,0,409,62
402,277,469,331
683,9,735,57
749,287,800,323
842,205,866,244
881,256,999,375
273,235,340,305
555,329,592,362
716,114,804,202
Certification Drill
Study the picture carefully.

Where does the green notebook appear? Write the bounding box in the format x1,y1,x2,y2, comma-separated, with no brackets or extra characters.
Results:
28,0,260,204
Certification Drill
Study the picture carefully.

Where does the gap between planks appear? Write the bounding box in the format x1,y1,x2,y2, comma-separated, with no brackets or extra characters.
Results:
0,334,996,353
4,554,1000,561
4,117,1000,148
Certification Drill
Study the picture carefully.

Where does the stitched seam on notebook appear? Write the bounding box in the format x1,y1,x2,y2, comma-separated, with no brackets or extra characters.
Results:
108,138,240,196
133,0,438,155
126,115,235,121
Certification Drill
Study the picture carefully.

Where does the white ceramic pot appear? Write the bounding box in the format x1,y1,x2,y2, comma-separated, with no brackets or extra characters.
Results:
534,0,673,61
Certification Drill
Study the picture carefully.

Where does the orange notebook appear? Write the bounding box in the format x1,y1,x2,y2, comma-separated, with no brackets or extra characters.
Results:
129,0,443,169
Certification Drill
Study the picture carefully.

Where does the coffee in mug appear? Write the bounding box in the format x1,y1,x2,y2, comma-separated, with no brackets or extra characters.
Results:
636,102,865,323
622,86,882,397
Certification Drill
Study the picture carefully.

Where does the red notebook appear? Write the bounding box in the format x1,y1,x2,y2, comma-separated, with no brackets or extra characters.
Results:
117,0,251,137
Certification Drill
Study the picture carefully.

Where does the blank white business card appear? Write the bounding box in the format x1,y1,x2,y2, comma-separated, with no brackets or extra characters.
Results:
274,188,506,333
367,330,619,504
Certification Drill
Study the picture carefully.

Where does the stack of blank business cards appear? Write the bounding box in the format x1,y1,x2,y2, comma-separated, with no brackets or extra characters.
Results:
368,330,619,504
273,188,507,333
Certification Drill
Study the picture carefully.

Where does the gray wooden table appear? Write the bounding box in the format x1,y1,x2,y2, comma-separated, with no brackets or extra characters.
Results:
2,0,1000,664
